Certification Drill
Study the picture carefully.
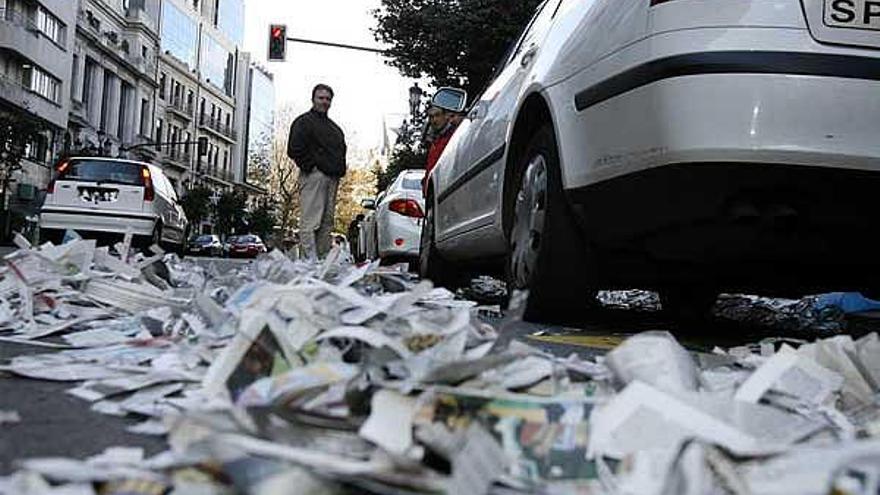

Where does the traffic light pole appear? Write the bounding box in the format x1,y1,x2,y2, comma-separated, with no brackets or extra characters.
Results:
284,36,386,55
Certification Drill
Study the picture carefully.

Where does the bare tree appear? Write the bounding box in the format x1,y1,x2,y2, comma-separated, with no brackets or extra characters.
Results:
268,105,301,237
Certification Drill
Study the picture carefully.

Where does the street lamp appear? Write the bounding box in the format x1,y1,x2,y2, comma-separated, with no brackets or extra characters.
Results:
408,83,423,118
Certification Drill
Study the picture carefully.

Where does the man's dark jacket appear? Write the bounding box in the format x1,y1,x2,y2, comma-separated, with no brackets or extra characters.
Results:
287,110,347,177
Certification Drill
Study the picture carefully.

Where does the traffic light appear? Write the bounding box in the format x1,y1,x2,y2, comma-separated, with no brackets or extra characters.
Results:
268,24,287,61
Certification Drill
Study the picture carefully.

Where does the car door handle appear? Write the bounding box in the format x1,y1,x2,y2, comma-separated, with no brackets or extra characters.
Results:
521,45,538,68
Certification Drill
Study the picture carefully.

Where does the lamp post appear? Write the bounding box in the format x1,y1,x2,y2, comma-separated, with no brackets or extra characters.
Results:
408,83,423,118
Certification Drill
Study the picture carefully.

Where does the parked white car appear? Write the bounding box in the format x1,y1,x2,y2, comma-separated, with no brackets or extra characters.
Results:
40,157,188,249
361,170,426,264
421,0,880,321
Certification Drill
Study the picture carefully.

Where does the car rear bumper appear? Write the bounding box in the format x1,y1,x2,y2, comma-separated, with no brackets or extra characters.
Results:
553,27,880,191
568,162,880,295
378,214,421,258
39,208,156,236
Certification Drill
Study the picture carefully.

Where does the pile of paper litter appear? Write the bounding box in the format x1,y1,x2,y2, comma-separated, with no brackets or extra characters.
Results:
0,236,878,495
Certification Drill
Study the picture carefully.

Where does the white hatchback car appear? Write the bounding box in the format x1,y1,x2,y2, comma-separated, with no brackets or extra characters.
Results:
421,0,880,321
361,170,426,263
40,157,188,249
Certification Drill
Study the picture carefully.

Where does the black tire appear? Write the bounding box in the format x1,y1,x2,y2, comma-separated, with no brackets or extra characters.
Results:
419,191,460,288
146,222,162,252
39,228,62,245
506,124,598,323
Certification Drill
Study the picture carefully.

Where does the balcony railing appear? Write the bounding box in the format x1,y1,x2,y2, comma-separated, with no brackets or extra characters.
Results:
1,8,39,32
167,97,194,119
164,148,193,168
198,115,238,142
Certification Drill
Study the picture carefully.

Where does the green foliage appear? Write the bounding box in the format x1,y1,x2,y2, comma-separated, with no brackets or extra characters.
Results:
248,201,277,241
0,112,46,181
378,117,427,192
373,0,543,95
180,186,212,227
214,190,248,237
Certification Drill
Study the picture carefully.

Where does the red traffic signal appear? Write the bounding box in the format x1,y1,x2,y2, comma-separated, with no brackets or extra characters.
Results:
268,24,287,61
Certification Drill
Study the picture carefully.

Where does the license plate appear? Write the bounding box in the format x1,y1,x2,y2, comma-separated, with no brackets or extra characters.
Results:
825,0,880,31
79,187,119,203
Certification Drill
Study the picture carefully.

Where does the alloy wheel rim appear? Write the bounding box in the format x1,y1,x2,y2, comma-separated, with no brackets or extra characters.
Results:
511,155,547,289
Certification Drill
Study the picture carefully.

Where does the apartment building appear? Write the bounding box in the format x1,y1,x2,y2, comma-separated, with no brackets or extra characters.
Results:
155,0,245,196
236,59,274,194
0,0,76,217
67,0,161,163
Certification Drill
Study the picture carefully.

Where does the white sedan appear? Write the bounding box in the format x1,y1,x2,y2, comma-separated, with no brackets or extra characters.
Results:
361,170,426,264
421,0,880,322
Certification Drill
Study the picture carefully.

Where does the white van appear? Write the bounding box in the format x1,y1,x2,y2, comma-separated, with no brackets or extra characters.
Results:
39,157,188,248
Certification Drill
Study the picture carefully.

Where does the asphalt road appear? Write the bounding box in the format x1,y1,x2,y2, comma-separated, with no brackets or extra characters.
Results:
2,253,878,476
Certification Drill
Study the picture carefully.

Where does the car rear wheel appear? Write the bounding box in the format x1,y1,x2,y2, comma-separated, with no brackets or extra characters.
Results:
507,124,598,323
148,223,162,252
419,193,459,288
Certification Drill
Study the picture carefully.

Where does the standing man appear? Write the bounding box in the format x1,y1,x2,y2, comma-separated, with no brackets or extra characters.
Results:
423,104,462,194
288,84,347,260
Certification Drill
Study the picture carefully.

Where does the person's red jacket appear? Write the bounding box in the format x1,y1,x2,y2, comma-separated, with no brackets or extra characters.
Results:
424,125,456,194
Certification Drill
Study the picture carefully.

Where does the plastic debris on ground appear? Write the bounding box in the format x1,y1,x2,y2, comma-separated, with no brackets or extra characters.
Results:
0,237,877,494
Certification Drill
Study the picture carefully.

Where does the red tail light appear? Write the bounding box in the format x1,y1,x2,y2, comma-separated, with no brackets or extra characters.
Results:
389,199,424,218
47,180,56,194
56,159,70,174
141,166,154,202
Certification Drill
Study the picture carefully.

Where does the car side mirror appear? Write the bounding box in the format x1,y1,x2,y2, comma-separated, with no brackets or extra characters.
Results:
360,198,376,210
431,87,468,113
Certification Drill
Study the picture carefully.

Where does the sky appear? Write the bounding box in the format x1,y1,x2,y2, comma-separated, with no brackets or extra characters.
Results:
243,0,419,156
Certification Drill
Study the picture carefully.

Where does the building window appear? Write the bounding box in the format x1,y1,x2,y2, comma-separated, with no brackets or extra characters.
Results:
160,1,198,69
216,0,245,46
200,33,234,96
24,132,49,164
159,72,166,100
36,7,65,45
142,45,148,58
82,59,96,104
155,118,164,150
70,55,79,100
118,82,133,140
100,73,113,130
26,65,60,103
139,98,150,136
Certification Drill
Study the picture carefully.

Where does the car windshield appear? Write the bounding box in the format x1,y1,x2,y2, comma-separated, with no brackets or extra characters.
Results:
62,160,144,186
401,177,423,191
238,235,259,243
195,235,215,244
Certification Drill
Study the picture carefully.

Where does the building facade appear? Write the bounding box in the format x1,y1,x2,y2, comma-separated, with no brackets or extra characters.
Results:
67,0,161,164
0,0,257,237
239,61,274,194
0,0,77,218
155,0,245,198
